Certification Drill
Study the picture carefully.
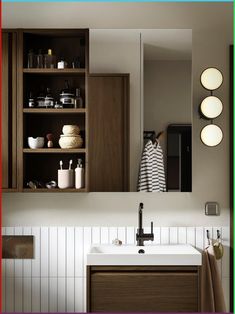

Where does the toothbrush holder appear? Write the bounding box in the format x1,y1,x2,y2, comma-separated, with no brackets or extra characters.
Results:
58,169,74,189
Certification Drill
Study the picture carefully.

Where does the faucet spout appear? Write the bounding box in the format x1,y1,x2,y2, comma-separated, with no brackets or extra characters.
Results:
136,203,154,246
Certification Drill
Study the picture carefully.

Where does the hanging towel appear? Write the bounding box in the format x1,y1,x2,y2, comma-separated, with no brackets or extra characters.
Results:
201,245,226,312
138,140,166,192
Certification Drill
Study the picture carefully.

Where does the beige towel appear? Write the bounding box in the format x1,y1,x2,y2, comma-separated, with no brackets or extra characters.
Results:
201,245,226,312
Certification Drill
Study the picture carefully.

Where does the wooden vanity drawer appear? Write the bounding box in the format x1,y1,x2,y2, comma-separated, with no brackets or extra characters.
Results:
87,266,200,312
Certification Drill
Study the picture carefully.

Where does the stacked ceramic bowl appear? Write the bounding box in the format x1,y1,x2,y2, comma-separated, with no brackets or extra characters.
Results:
59,125,83,149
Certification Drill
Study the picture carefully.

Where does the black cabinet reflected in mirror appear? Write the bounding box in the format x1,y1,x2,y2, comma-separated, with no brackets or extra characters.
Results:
167,124,192,192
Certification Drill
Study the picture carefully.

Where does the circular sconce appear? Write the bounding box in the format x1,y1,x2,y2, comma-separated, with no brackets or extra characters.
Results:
200,67,223,91
200,96,223,119
200,124,223,147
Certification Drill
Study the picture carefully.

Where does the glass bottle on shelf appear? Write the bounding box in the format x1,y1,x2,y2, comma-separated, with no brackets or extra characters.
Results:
74,88,83,108
44,49,56,69
27,49,35,68
36,49,43,68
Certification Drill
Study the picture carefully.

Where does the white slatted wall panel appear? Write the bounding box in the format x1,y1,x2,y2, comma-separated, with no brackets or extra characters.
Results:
2,226,230,312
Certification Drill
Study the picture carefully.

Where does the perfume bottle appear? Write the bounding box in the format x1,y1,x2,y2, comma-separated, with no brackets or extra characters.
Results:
44,49,56,69
74,88,83,108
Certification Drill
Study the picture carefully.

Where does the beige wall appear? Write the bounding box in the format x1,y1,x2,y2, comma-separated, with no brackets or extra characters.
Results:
2,2,233,228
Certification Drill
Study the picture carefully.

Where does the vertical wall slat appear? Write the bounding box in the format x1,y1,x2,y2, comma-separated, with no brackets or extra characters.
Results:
160,227,169,244
2,276,6,312
109,227,118,244
169,227,178,244
41,227,49,278
92,227,100,244
66,227,75,278
14,227,23,277
204,227,212,248
49,277,58,313
75,227,84,278
178,227,187,244
83,227,92,277
32,227,40,277
31,277,40,313
153,227,160,244
15,277,23,312
100,227,109,244
213,227,222,278
5,227,15,312
118,227,126,244
49,227,58,278
23,277,32,312
66,277,75,312
58,277,66,312
58,227,66,277
126,227,135,244
41,277,49,312
195,227,204,250
187,227,195,246
23,227,32,278
5,277,14,312
5,227,15,277
75,277,83,312
222,226,230,278
2,227,6,278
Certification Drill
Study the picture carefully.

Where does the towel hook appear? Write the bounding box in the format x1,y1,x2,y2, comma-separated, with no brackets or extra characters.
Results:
206,230,210,245
217,229,221,241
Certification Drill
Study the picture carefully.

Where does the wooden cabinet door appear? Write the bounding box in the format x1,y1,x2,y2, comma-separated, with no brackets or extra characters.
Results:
88,266,200,312
2,32,18,190
88,74,129,192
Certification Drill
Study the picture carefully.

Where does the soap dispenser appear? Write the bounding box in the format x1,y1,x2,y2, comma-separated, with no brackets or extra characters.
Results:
75,158,84,189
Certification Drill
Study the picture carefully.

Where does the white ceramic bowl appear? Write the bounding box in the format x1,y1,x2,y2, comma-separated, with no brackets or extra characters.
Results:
62,125,80,135
59,135,83,149
28,137,45,149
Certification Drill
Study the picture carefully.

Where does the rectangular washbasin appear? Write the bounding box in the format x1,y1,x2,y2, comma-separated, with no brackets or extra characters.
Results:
87,244,201,266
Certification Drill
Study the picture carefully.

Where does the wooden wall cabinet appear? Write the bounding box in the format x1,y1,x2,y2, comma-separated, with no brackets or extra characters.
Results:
2,31,18,191
87,266,201,312
2,29,130,192
88,74,129,192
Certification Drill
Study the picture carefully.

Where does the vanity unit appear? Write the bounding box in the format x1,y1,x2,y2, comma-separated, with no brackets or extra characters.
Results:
87,244,202,312
2,29,130,192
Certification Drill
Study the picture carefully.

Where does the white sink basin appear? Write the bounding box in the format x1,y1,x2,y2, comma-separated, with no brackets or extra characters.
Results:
87,244,201,266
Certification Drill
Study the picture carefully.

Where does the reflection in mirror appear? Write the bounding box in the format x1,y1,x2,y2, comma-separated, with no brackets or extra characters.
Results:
139,30,192,192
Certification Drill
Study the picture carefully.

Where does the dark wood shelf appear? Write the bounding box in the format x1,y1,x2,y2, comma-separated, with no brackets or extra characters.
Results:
23,148,86,153
23,108,86,114
23,188,87,193
23,68,86,75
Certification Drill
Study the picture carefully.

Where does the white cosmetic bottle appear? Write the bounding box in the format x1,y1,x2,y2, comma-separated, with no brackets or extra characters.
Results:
75,158,84,189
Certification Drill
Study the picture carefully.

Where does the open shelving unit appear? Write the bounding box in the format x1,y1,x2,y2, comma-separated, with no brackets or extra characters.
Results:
18,29,89,192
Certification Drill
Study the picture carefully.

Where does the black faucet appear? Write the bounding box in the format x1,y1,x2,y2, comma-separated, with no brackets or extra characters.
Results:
136,203,154,246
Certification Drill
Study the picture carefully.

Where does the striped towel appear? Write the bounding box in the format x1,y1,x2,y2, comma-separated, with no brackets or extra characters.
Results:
138,140,166,192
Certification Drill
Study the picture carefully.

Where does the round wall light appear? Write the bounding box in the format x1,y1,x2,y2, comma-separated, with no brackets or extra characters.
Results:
200,96,223,119
200,67,223,91
200,124,223,147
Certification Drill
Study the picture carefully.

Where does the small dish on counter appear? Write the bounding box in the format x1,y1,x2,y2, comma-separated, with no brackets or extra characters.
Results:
28,137,45,149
